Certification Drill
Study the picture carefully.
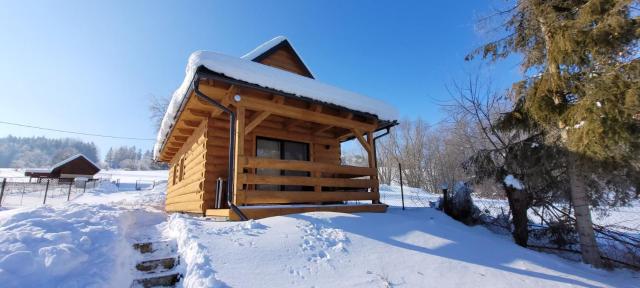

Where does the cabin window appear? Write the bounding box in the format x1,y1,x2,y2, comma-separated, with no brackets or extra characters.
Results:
255,137,311,191
179,156,185,182
172,164,178,185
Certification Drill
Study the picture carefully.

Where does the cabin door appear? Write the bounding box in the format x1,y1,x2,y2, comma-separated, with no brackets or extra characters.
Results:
256,137,310,191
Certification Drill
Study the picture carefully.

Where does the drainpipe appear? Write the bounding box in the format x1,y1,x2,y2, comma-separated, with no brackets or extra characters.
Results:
371,127,391,205
372,127,391,169
193,78,248,221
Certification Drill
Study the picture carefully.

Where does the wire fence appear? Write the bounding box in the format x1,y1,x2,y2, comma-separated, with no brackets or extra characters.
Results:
0,177,100,208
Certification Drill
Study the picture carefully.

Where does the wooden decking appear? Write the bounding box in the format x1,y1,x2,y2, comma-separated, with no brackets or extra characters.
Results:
206,203,387,221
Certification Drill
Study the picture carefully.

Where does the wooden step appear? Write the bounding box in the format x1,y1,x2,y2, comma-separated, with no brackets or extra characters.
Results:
208,203,387,221
132,240,175,254
205,208,230,218
136,257,179,274
132,273,181,288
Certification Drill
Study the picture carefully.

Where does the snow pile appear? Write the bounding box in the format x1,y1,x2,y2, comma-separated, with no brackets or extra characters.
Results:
165,214,225,288
504,174,524,190
154,43,398,158
0,204,133,287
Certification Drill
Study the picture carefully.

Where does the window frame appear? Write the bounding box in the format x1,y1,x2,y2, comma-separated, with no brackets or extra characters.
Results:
255,136,311,191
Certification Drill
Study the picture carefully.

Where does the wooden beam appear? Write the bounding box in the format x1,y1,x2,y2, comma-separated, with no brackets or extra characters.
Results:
244,96,284,135
172,136,188,142
176,128,194,135
285,103,322,130
183,120,201,127
186,108,211,118
234,96,376,131
352,128,372,153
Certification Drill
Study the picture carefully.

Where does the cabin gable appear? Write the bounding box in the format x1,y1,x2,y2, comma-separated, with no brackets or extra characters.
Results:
249,40,315,79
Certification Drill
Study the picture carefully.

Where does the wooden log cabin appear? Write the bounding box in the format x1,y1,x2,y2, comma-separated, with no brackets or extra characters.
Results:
154,36,398,220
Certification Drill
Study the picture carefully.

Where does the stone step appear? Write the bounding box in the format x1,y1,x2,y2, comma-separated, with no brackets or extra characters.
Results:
133,240,176,254
131,273,181,288
136,257,179,274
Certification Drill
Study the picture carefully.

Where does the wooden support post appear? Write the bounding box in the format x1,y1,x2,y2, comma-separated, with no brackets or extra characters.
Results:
43,180,50,205
67,181,73,201
311,143,321,193
0,178,6,207
234,106,246,205
366,130,380,203
398,163,405,210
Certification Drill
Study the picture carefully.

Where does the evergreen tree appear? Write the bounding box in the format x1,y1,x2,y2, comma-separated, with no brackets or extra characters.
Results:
469,0,639,267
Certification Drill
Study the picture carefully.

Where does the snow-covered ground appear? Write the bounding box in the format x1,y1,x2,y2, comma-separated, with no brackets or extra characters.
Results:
379,184,640,234
0,169,168,209
0,171,638,287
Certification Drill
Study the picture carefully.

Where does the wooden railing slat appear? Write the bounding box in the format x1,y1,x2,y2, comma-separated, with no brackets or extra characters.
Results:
242,174,376,188
241,157,375,176
243,190,377,204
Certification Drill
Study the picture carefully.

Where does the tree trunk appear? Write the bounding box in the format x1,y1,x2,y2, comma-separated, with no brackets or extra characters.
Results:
567,153,603,267
505,185,529,247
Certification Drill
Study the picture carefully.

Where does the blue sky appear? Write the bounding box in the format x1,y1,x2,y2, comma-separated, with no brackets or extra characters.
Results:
0,1,520,159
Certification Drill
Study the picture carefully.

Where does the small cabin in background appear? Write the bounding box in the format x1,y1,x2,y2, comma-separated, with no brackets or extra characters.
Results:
25,154,100,181
154,36,398,220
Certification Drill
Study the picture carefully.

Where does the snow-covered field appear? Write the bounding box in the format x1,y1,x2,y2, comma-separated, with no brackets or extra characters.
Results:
0,171,638,287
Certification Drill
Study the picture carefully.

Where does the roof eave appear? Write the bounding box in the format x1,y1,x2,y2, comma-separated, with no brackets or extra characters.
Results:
156,67,397,161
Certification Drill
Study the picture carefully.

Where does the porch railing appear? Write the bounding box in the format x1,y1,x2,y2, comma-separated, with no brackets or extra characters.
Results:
238,156,379,204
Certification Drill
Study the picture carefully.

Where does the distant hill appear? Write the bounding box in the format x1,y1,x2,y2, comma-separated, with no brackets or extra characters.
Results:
0,136,99,168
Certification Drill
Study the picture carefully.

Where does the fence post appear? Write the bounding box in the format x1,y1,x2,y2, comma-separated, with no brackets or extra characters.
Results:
83,181,87,194
442,187,449,213
20,186,25,206
0,178,6,207
67,181,73,201
398,163,405,210
43,180,50,205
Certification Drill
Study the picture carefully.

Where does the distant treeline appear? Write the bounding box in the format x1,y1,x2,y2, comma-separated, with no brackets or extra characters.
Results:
0,136,166,170
104,146,167,170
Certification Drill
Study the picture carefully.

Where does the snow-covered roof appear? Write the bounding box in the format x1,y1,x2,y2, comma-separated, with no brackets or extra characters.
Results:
240,36,315,78
25,154,100,174
24,168,51,173
154,39,398,159
241,36,288,61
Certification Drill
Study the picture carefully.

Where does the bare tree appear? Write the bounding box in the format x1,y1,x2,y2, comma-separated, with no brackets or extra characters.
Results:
149,94,170,131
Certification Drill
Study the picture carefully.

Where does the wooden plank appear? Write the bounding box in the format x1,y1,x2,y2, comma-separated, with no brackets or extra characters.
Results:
241,157,376,176
231,204,387,220
242,174,376,188
243,191,377,204
205,209,230,217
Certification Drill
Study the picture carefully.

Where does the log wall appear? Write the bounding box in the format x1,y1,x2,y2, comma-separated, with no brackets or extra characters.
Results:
165,120,209,214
